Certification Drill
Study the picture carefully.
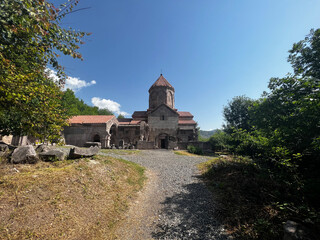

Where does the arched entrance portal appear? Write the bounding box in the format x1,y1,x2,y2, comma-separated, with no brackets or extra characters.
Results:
93,134,100,142
109,124,117,146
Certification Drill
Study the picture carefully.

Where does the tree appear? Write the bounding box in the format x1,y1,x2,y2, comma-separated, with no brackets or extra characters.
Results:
288,29,320,79
251,76,320,156
0,0,89,140
209,130,230,152
223,95,254,131
61,89,113,117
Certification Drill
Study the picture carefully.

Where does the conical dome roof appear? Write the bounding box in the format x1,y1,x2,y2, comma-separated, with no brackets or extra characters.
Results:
149,74,174,92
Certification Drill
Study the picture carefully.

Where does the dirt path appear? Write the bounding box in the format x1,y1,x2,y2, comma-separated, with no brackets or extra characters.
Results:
114,170,160,239
103,150,229,240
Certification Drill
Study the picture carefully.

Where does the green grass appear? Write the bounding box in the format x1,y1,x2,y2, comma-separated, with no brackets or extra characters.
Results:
174,150,200,157
100,149,141,155
117,158,146,189
0,154,146,240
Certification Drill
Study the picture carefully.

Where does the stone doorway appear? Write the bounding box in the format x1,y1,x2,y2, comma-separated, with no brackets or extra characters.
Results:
157,134,168,149
160,139,166,149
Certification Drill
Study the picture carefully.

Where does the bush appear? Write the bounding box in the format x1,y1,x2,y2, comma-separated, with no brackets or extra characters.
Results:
187,145,203,155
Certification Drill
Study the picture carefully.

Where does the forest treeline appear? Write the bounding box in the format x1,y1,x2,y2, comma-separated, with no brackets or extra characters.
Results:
62,89,112,116
210,28,319,172
204,28,320,238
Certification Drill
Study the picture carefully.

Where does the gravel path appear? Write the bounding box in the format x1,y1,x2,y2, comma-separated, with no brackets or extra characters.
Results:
101,150,229,240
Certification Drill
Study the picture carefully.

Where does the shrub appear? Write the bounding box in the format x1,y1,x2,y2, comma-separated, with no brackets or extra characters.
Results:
187,145,203,155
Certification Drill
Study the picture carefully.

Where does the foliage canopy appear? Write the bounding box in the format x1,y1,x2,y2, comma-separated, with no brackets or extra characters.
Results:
0,0,90,140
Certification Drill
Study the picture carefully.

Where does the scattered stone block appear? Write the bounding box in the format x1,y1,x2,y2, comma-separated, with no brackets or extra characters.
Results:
0,151,6,158
84,142,101,148
0,143,9,152
39,149,66,162
11,145,38,164
69,146,99,159
283,220,314,240
35,144,50,153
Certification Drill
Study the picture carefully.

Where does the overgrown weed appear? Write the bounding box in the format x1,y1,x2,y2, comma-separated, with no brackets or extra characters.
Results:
198,155,320,239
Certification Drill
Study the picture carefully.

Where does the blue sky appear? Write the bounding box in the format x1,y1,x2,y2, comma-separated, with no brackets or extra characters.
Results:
56,0,320,130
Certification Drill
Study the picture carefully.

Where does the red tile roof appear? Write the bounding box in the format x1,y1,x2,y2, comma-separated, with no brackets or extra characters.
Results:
69,115,115,124
178,111,193,117
178,120,197,125
118,118,141,125
149,74,174,91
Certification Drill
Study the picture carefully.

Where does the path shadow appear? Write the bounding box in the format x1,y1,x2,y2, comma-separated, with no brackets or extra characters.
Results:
151,176,229,240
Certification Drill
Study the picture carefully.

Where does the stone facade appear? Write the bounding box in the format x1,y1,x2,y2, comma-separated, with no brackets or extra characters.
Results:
63,115,118,148
64,74,198,149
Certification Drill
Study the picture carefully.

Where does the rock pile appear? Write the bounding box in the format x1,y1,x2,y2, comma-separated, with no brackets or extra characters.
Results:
0,143,100,164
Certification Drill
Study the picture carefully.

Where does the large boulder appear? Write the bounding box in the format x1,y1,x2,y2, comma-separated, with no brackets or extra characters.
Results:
0,143,9,152
35,144,50,153
39,149,66,162
0,144,9,158
69,146,100,159
11,145,38,164
283,220,315,240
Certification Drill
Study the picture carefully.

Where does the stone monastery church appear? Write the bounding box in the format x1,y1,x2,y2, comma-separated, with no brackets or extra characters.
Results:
64,74,198,149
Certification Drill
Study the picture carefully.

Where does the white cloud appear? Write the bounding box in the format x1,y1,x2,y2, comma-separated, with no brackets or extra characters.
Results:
46,68,96,92
91,97,129,116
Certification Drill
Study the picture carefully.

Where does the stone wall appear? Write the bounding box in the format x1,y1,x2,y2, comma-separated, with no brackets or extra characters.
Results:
177,141,211,150
148,104,179,146
117,126,140,146
63,123,109,148
177,129,195,142
137,141,155,149
149,87,175,110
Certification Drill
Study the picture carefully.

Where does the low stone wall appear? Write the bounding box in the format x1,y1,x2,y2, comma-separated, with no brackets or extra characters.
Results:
168,140,178,150
137,141,155,149
177,141,211,150
177,142,188,150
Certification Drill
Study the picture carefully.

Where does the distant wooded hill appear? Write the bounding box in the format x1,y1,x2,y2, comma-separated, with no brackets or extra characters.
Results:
199,129,218,139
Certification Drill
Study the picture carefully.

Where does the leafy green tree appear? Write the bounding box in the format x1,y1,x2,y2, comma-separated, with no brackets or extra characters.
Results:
223,95,254,131
61,89,113,117
251,76,320,157
98,108,113,115
209,129,230,152
117,114,125,119
288,29,320,79
222,29,320,161
0,0,89,140
61,89,110,116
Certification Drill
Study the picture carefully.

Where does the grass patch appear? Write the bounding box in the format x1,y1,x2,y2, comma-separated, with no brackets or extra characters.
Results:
198,156,319,239
100,149,141,155
0,155,146,240
174,150,200,157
